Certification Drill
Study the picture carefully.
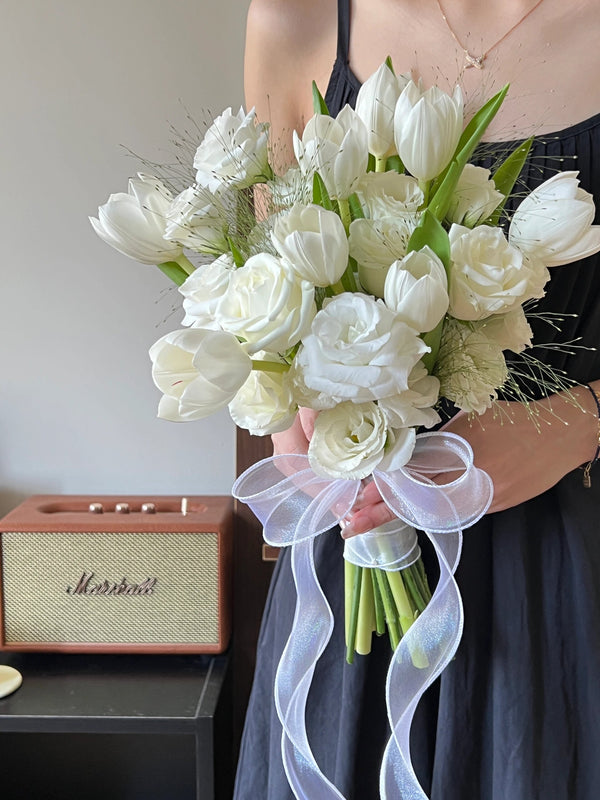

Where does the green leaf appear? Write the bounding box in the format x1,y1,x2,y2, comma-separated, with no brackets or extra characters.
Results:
385,154,405,174
227,236,245,268
156,261,191,286
312,172,334,210
429,84,510,221
312,81,330,115
485,137,534,225
348,192,365,221
406,208,451,270
385,55,395,75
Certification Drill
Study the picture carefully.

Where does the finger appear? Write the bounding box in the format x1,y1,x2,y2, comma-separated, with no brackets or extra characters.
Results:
272,412,309,457
351,480,382,510
298,407,318,441
341,501,395,538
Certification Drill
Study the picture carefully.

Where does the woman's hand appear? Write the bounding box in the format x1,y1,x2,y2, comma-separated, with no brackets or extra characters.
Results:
343,383,600,537
272,407,318,457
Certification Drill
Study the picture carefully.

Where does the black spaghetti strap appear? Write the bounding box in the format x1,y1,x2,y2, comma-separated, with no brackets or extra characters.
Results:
336,0,351,63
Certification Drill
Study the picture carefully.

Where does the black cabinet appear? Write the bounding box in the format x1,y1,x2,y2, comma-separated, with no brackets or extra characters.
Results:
0,652,232,800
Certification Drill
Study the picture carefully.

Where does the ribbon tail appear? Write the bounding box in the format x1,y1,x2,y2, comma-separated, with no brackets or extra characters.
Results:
275,537,347,800
380,530,463,800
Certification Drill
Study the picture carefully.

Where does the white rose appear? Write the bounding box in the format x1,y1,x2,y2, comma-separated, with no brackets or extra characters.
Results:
216,252,316,355
229,355,297,435
90,173,182,265
164,185,230,256
179,254,235,328
445,164,504,227
436,318,508,414
194,107,270,193
357,171,424,216
293,105,369,199
294,292,429,407
379,361,441,429
394,82,463,181
509,171,600,266
474,306,533,354
149,328,251,421
271,203,349,286
349,215,417,296
448,223,546,320
355,63,410,159
384,246,449,332
308,401,416,479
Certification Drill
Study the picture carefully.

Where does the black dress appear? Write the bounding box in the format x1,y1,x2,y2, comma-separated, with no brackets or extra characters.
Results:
234,2,600,797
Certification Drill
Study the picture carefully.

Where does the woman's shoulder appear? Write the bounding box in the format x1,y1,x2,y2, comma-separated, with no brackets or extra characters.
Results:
245,0,337,142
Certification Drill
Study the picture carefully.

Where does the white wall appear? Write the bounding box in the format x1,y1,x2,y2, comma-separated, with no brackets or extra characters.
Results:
0,1,250,516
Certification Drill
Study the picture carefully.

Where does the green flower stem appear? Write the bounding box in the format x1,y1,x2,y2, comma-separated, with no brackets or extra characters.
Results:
355,567,376,655
371,569,386,635
418,179,433,207
403,565,428,614
385,569,416,636
374,568,401,651
174,253,196,276
375,156,387,173
338,197,352,232
330,280,346,295
346,562,363,664
156,261,190,286
411,560,432,605
250,360,290,373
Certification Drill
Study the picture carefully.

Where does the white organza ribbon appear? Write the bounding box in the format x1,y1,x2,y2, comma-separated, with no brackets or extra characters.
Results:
232,431,493,800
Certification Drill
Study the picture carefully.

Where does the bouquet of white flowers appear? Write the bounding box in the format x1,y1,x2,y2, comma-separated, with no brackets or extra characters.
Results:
91,60,600,800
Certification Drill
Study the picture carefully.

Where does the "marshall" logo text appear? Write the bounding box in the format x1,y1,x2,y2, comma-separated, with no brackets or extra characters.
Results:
66,572,157,596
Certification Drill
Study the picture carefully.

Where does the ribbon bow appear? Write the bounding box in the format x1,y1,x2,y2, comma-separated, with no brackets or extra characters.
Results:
233,431,493,800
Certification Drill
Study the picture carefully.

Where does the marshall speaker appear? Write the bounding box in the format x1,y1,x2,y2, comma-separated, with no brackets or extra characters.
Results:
0,495,232,654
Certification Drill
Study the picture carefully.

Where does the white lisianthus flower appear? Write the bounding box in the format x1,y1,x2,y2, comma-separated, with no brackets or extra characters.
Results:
149,329,251,422
349,214,418,296
379,362,441,429
271,203,349,286
384,246,449,332
308,401,416,480
436,318,508,414
355,63,410,159
229,354,297,435
294,292,429,407
448,223,547,320
474,306,533,354
394,81,463,181
357,171,424,216
509,171,600,266
163,185,230,256
293,105,369,199
194,107,270,193
445,164,504,227
90,174,182,265
179,253,235,328
216,252,316,355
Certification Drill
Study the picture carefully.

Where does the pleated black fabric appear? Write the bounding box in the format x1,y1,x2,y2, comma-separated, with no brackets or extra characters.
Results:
234,2,600,796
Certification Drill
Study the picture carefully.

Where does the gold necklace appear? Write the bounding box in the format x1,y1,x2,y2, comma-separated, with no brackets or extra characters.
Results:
436,0,546,69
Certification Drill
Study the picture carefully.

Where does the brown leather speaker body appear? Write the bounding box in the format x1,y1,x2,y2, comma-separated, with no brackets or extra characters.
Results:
0,495,232,654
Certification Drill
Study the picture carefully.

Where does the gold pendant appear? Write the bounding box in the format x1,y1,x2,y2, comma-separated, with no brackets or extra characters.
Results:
464,51,485,69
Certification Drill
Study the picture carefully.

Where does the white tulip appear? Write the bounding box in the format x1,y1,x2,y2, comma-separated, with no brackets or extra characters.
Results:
229,354,297,435
384,246,449,332
445,164,504,227
355,63,410,159
90,174,182,265
293,105,369,199
509,171,600,266
394,81,463,181
149,328,251,422
179,253,235,328
271,204,349,286
448,223,547,320
164,185,230,256
216,252,316,355
194,106,270,193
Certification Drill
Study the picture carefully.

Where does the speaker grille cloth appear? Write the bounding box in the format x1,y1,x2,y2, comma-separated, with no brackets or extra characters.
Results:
1,531,220,644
